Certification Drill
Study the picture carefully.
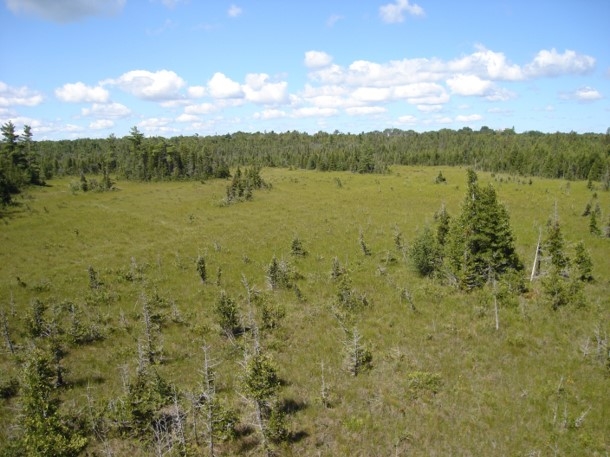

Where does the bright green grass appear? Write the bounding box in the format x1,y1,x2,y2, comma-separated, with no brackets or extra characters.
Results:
1,166,609,456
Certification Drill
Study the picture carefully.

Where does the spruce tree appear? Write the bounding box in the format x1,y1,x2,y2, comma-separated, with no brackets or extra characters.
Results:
445,170,522,289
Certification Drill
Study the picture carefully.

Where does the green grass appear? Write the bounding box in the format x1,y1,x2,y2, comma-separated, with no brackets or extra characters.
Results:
1,166,609,456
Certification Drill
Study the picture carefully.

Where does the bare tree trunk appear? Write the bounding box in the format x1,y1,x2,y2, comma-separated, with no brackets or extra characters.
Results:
530,229,542,281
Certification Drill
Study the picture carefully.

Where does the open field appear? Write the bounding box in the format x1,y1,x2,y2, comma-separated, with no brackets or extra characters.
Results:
1,166,609,456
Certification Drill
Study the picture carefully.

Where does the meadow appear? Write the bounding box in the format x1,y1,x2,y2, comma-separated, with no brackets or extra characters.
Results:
0,165,609,456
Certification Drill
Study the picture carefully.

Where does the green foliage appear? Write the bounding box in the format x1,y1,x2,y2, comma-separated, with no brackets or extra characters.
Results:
290,236,307,257
242,352,281,404
18,346,87,456
573,241,594,282
544,219,570,273
196,255,207,283
335,275,369,313
406,371,442,399
122,365,173,437
25,299,47,338
445,170,523,289
266,256,294,290
410,225,442,277
214,290,240,337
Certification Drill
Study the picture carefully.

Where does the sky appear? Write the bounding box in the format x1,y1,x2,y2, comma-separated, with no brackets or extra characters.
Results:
0,0,608,140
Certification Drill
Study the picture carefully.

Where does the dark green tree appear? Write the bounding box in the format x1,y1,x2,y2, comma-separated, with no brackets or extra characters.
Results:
573,241,594,282
410,225,442,277
17,347,87,456
445,170,522,289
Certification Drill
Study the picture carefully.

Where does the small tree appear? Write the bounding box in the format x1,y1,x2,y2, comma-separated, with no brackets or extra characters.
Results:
573,241,594,282
18,347,87,456
445,170,522,289
241,352,282,454
343,327,373,376
410,225,442,277
290,236,307,257
196,255,207,283
214,290,240,337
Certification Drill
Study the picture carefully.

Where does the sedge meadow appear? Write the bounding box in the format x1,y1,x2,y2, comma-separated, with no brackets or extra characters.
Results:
1,166,609,456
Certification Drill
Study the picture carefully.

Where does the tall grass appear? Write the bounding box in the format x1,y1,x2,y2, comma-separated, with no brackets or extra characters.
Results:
0,166,608,455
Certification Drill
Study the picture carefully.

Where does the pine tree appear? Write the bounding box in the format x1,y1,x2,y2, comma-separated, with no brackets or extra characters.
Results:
445,170,522,289
573,241,594,282
18,347,87,456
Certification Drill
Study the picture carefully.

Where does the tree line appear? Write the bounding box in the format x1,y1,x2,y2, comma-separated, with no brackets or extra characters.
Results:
2,123,610,205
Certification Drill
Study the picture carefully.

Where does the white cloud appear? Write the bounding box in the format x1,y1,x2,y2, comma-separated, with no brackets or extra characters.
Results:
397,114,417,124
305,51,333,69
184,103,216,114
242,73,288,104
89,119,114,130
5,0,125,22
351,87,392,103
417,104,443,112
160,0,186,9
81,102,131,118
176,113,200,123
55,82,109,103
449,46,523,81
187,86,207,98
524,49,595,77
105,69,185,100
207,72,243,99
345,106,387,116
0,82,44,107
252,109,287,120
327,14,343,27
561,86,603,102
292,107,338,118
228,4,242,18
379,0,424,23
455,114,483,122
446,74,493,96
394,82,448,104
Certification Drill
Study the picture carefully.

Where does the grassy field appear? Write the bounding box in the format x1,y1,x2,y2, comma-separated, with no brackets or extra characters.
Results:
1,166,609,456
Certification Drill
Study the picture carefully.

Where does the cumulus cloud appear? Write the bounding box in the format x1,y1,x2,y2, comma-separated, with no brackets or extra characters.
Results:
292,107,338,118
184,103,216,115
104,69,185,100
449,46,523,81
455,114,483,122
0,82,44,107
242,73,288,104
379,0,424,23
345,106,387,116
207,72,243,99
446,74,493,96
305,51,333,69
228,4,243,17
5,0,126,22
89,119,114,130
81,102,131,118
524,49,595,77
187,86,207,98
55,82,109,103
397,114,417,124
561,86,603,102
253,109,288,120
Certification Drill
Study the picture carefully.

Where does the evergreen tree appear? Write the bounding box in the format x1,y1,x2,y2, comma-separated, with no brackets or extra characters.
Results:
410,225,441,277
544,219,570,274
573,241,594,282
17,347,87,456
445,170,522,289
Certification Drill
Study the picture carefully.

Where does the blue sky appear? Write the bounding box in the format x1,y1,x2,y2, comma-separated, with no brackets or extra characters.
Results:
0,0,608,140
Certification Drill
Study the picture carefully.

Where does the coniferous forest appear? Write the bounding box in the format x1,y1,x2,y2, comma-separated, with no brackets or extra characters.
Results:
1,122,609,456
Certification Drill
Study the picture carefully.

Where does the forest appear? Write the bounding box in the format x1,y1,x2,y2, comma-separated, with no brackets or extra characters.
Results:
1,122,610,206
0,123,609,456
